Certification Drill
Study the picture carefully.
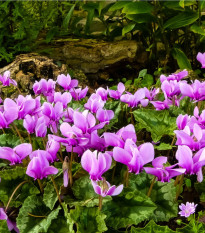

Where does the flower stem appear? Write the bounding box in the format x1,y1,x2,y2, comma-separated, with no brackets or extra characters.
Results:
99,195,103,211
37,179,44,193
124,167,129,187
27,132,32,147
69,147,73,187
1,128,5,134
147,176,156,197
174,175,180,186
130,108,134,125
5,180,28,211
12,122,24,143
175,174,184,201
111,165,116,183
51,176,62,205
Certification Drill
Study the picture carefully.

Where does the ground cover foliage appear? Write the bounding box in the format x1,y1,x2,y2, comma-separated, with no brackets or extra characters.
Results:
1,0,205,72
1,52,205,232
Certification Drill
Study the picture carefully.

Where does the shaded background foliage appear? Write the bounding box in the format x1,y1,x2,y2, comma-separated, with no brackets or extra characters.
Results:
0,0,205,73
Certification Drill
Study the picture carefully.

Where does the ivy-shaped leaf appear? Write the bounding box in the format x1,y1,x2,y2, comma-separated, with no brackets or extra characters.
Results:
69,175,111,208
0,220,10,233
0,167,29,207
0,134,20,147
131,220,174,233
43,182,58,210
0,167,26,180
70,206,108,233
103,189,156,229
133,109,177,142
104,101,123,131
129,172,178,222
17,195,61,233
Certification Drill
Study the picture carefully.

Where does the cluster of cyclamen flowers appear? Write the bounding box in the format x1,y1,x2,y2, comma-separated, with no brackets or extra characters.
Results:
1,52,205,229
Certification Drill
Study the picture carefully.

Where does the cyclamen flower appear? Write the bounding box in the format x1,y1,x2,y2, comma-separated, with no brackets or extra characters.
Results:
161,80,181,98
0,208,19,233
197,52,205,68
57,74,78,90
176,145,205,182
175,123,205,151
109,82,125,100
144,156,185,182
0,143,32,165
23,114,38,134
81,150,112,180
0,71,17,86
176,114,190,130
26,150,58,180
160,70,188,83
96,108,114,123
179,202,197,218
92,179,123,197
104,124,137,148
144,87,159,101
120,88,148,108
96,87,108,101
113,139,154,174
70,87,88,101
84,93,105,113
151,98,171,111
62,156,69,187
180,80,205,101
52,92,72,108
33,79,56,96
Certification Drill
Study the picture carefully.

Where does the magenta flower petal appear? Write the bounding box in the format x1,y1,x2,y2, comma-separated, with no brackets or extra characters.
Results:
113,147,132,165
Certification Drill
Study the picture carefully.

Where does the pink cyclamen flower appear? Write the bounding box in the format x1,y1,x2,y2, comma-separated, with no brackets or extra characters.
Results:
197,52,205,68
81,150,112,180
91,179,123,197
144,156,185,182
0,208,19,233
57,74,78,90
0,144,32,165
96,108,114,123
113,139,154,174
179,202,197,218
0,71,17,86
26,150,58,179
109,82,125,100
33,79,56,96
70,87,88,101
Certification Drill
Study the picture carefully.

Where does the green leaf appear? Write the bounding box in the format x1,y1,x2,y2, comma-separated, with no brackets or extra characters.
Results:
47,216,73,233
190,24,205,36
129,172,178,222
0,134,20,147
103,189,156,229
176,219,205,232
103,101,122,131
172,48,192,70
122,2,153,14
163,11,198,30
0,220,10,233
63,4,75,29
109,1,129,11
0,167,26,180
43,182,58,210
68,176,111,208
141,74,154,88
138,69,147,78
126,13,155,23
17,195,61,233
131,220,174,233
122,22,135,36
133,109,177,142
70,206,107,233
154,143,173,151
